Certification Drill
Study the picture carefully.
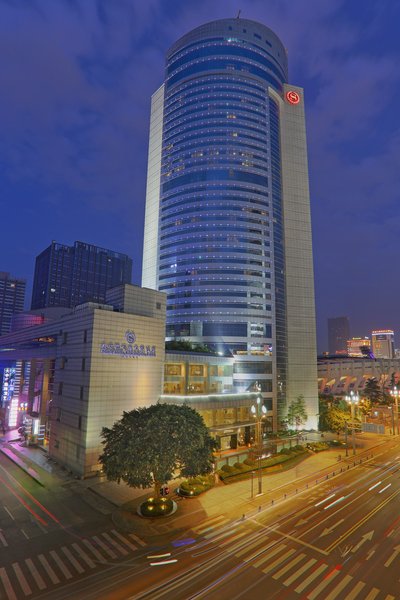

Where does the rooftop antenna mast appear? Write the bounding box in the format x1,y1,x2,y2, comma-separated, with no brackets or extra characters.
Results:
236,9,241,18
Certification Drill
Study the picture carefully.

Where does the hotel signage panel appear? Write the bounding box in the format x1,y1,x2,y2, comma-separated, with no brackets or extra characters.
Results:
100,330,156,358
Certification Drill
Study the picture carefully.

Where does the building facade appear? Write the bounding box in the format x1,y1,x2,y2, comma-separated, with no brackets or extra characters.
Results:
347,337,371,357
0,272,26,336
142,18,318,429
31,241,133,310
318,356,400,396
371,330,394,359
328,316,350,355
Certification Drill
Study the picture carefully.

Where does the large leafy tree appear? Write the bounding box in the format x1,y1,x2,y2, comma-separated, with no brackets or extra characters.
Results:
325,406,351,436
363,378,382,404
99,403,215,500
287,395,308,431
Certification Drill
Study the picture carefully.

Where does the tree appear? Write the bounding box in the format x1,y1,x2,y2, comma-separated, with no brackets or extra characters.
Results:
99,403,215,501
325,406,350,436
363,378,382,404
287,395,308,431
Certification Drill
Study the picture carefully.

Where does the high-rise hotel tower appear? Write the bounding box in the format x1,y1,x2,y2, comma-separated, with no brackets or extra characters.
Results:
142,18,318,429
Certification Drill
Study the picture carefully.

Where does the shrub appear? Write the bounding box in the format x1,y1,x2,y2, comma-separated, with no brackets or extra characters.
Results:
244,458,256,467
221,464,234,473
140,498,173,517
233,462,246,470
279,448,291,455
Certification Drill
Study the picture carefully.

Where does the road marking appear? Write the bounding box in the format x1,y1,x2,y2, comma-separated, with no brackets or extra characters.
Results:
204,528,236,541
324,496,345,510
61,546,85,574
101,532,129,556
320,519,345,537
283,558,317,586
379,483,392,494
0,567,17,600
262,548,296,575
3,506,14,520
366,548,376,561
149,559,177,566
384,595,395,600
71,543,96,569
25,558,46,590
306,567,339,598
235,536,268,558
49,550,72,579
364,588,379,600
368,481,381,491
111,529,137,551
219,531,247,547
324,573,353,600
193,515,227,534
272,552,305,579
12,562,32,596
82,539,107,564
129,533,146,547
315,494,335,507
253,543,286,569
147,553,171,559
38,554,60,585
0,530,8,546
351,531,374,554
20,529,29,540
295,563,328,593
384,545,400,567
92,535,117,559
345,580,366,600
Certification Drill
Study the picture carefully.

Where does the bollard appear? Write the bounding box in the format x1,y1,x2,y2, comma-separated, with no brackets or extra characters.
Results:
271,499,274,505
258,506,262,512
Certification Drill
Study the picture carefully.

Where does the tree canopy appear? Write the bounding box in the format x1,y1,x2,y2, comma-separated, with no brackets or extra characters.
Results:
99,403,215,498
287,395,308,430
363,377,382,404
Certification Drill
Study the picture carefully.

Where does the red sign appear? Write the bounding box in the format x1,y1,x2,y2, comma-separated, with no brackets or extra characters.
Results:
286,90,300,105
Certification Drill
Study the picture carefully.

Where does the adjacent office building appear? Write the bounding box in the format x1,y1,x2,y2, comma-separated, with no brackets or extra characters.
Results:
347,337,371,357
328,316,350,355
371,329,395,359
142,18,318,429
31,241,133,310
0,272,26,336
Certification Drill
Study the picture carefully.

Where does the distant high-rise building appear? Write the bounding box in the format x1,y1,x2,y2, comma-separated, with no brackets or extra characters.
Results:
347,337,371,357
0,272,26,336
328,316,350,355
31,241,132,310
371,329,394,359
142,18,318,429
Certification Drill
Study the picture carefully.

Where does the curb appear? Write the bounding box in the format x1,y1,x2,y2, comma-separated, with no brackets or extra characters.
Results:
0,445,44,486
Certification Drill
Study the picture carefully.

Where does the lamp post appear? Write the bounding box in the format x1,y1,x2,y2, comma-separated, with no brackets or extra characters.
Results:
345,391,359,456
391,386,400,436
251,395,267,496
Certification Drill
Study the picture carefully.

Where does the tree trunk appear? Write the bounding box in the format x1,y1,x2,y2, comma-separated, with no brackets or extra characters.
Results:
154,480,161,501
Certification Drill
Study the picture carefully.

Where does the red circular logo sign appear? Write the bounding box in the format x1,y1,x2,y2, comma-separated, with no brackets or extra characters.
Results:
286,90,300,105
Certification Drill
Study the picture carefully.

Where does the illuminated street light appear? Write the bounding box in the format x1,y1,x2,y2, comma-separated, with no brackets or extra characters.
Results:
345,390,359,456
390,386,400,436
251,395,267,497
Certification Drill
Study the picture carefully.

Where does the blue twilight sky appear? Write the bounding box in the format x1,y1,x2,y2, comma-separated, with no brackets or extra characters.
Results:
1,0,400,352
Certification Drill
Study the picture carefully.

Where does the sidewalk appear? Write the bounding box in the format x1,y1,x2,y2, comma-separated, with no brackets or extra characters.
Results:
0,429,391,540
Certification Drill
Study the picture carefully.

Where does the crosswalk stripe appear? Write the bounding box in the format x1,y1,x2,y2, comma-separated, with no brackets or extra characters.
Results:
129,533,146,547
236,536,268,558
283,558,317,586
92,535,117,559
12,562,32,596
295,564,328,593
324,573,353,600
219,531,247,547
72,543,96,569
194,515,226,533
25,558,46,590
38,554,60,585
49,550,73,580
0,567,17,600
111,530,137,551
101,532,129,556
0,531,8,547
82,539,107,564
61,546,85,574
273,553,306,580
253,543,287,569
306,567,339,599
262,548,296,575
364,589,380,600
384,595,396,600
344,581,365,600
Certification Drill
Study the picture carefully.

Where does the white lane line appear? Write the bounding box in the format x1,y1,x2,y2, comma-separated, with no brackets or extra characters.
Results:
253,543,286,569
110,529,137,552
272,553,305,580
12,562,32,596
236,536,268,558
295,564,328,593
283,558,317,586
364,588,379,600
3,506,15,520
344,581,366,600
61,546,85,574
82,539,107,564
20,530,29,540
324,574,353,600
378,483,392,494
149,559,177,566
204,529,236,542
307,568,340,599
38,554,60,585
194,516,227,534
0,530,8,546
262,548,296,575
315,494,335,507
49,550,73,580
147,553,171,559
324,496,345,510
368,481,381,491
101,532,128,556
92,536,117,559
0,566,18,600
25,558,46,590
71,543,96,569
219,531,247,547
129,533,146,547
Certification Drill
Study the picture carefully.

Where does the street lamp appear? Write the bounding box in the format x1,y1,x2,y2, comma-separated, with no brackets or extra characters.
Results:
390,386,400,436
251,395,267,497
345,390,359,456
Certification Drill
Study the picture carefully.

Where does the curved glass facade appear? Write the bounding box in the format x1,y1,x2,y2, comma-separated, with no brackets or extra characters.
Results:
156,19,288,392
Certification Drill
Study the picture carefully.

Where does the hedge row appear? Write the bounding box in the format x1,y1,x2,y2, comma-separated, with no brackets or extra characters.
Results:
218,446,307,481
306,441,329,452
178,474,214,497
